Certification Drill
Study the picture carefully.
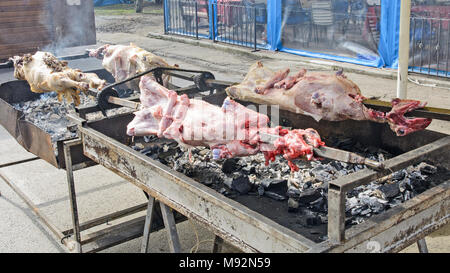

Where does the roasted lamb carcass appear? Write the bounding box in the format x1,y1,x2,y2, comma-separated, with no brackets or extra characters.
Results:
226,62,432,136
10,51,106,105
89,43,174,90
126,76,325,171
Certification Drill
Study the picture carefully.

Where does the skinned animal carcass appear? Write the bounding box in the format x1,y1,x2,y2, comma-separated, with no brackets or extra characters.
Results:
126,76,325,171
226,62,432,136
10,51,106,105
89,43,174,90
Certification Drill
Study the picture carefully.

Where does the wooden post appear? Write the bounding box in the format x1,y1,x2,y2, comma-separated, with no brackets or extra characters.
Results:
396,0,412,99
136,0,144,13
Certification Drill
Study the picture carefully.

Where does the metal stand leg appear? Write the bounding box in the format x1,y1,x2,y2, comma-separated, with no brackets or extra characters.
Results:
141,196,156,253
64,140,82,253
213,235,224,253
417,238,429,253
160,203,182,253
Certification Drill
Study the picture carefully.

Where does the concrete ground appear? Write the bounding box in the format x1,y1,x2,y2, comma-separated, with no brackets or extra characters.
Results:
0,4,449,253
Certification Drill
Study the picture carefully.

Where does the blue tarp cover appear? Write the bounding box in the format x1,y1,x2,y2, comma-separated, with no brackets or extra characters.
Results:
94,0,131,7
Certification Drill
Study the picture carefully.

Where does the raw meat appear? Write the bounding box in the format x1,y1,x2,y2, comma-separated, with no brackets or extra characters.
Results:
10,51,106,105
226,62,432,136
126,76,325,171
89,43,174,90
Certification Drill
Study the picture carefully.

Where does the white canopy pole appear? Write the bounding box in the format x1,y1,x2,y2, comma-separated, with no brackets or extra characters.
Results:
396,0,412,99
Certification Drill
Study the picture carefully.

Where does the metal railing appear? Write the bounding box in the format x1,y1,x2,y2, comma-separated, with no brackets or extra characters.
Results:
165,0,211,39
212,1,268,50
164,0,267,50
410,16,450,78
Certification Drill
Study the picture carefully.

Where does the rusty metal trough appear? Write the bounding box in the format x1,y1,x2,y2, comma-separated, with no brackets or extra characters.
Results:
0,56,449,253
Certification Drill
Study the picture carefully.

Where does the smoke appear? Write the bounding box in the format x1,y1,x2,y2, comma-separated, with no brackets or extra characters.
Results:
41,0,95,56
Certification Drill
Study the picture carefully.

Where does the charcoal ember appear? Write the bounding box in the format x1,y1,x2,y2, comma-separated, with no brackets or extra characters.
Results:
351,217,365,225
257,184,265,196
264,191,286,201
287,186,301,199
223,175,251,195
403,190,414,201
391,170,407,181
409,177,430,194
360,208,371,216
309,197,327,213
377,182,400,199
260,178,287,195
409,171,427,181
218,187,231,196
287,198,299,212
371,201,385,214
201,171,223,186
417,162,437,175
351,207,363,216
298,188,321,205
221,158,239,174
144,135,155,143
346,196,360,211
241,165,256,174
131,143,145,151
330,161,343,171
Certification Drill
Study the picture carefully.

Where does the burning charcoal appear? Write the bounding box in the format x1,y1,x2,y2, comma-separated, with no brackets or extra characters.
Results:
260,178,287,194
409,177,430,194
264,191,286,201
218,187,230,196
403,190,414,201
257,184,265,196
241,165,256,174
351,207,363,216
288,198,299,212
418,162,437,175
143,136,152,143
298,188,321,205
221,158,239,174
223,175,251,195
330,161,343,171
360,208,372,216
352,217,365,225
371,201,385,214
309,197,327,213
392,170,407,181
346,196,359,210
376,183,400,199
287,186,301,199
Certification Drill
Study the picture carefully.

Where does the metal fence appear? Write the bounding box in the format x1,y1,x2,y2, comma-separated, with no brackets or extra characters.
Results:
165,0,211,39
163,1,450,78
164,0,267,50
409,16,450,78
212,1,268,50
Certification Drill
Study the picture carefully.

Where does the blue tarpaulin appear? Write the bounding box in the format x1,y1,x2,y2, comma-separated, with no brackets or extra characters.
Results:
94,0,131,7
165,0,406,69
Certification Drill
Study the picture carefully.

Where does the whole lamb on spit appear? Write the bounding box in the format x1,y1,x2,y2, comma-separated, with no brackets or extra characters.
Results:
126,76,325,172
10,51,106,105
226,62,432,136
89,43,175,90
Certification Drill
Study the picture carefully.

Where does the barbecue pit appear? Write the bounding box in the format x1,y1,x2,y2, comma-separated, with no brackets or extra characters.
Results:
0,53,448,253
